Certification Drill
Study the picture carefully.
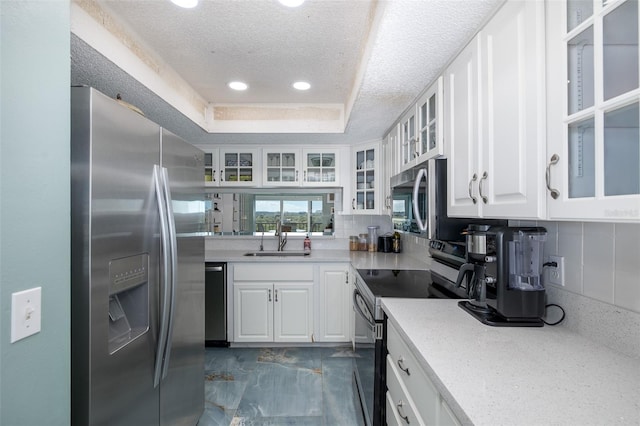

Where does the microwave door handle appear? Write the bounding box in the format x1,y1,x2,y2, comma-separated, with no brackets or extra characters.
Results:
412,168,428,232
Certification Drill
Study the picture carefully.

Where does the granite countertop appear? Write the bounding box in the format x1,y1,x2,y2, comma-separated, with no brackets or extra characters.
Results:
382,298,640,426
206,249,431,270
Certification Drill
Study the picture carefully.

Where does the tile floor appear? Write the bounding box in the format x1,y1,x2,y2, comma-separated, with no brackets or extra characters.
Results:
198,346,360,426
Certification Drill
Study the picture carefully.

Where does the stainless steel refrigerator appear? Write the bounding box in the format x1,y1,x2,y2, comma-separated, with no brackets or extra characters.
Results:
71,86,205,425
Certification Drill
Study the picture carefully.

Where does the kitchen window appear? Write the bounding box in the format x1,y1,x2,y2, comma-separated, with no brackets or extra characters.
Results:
254,195,331,236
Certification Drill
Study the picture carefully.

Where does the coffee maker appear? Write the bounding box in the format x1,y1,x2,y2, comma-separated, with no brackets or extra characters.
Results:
455,225,547,326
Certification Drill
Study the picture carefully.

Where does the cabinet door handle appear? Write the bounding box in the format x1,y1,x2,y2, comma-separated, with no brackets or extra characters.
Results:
275,289,278,302
296,170,299,182
546,154,560,199
352,198,356,210
478,171,488,204
345,272,349,284
268,289,272,302
304,170,307,182
213,170,217,182
396,400,410,424
468,173,478,204
397,357,410,376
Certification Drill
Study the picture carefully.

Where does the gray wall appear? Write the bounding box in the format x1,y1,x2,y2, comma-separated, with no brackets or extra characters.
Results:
0,1,70,424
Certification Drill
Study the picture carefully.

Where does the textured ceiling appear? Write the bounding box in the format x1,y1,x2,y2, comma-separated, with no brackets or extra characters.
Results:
71,0,504,145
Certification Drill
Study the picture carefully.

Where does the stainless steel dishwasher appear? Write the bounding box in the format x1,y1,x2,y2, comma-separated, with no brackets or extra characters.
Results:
205,262,227,346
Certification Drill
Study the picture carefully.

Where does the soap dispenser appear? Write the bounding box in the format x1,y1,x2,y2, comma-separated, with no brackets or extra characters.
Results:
304,234,311,253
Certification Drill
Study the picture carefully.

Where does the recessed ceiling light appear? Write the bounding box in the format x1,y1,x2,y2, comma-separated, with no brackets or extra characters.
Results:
293,81,311,91
279,0,305,7
170,0,198,8
228,81,248,91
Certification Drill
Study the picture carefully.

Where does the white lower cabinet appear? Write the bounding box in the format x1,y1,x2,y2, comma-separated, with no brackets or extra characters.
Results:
316,264,351,342
233,264,314,343
387,321,461,426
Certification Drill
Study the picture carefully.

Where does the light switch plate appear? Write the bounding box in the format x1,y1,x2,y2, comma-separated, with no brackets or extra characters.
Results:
11,287,42,343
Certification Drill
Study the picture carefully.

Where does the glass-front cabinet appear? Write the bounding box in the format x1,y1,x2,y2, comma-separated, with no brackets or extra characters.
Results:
399,107,417,171
302,149,339,186
263,149,300,186
547,0,639,221
219,149,259,186
352,142,378,213
416,77,444,162
203,148,219,187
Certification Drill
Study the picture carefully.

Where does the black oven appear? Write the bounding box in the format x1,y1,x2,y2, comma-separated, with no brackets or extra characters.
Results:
352,267,467,426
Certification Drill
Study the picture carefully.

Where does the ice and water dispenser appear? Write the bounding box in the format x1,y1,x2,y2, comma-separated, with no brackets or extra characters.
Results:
108,254,150,353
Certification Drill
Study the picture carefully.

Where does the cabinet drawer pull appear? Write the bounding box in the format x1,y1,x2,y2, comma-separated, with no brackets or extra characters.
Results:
396,400,410,424
268,289,272,302
479,171,488,204
397,357,410,376
546,154,560,199
468,173,478,204
274,289,278,302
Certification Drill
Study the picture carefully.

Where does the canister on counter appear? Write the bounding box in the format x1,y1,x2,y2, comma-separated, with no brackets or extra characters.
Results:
359,234,368,251
349,236,359,251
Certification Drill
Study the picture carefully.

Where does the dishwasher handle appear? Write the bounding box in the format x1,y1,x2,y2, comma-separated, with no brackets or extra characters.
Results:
205,266,224,272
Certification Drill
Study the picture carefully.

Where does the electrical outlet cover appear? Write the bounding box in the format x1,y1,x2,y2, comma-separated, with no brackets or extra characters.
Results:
548,255,565,286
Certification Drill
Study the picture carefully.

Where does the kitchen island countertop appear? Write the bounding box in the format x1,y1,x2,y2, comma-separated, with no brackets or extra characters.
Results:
207,249,431,270
382,298,640,426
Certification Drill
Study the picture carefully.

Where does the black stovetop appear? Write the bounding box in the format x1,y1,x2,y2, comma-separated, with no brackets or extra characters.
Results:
356,268,467,300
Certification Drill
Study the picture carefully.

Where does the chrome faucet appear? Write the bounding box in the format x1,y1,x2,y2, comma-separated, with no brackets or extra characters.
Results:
258,223,265,251
275,219,287,251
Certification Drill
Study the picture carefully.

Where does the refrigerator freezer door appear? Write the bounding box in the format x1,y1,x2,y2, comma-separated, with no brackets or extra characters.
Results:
71,87,161,425
159,129,205,425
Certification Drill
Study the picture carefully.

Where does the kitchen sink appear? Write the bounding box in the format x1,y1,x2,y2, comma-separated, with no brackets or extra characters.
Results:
243,251,310,257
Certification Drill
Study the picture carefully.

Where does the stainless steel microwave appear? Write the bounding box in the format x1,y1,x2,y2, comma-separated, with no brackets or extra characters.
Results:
390,158,469,241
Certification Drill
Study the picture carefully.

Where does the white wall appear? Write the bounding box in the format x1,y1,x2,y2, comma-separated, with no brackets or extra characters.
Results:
0,1,71,424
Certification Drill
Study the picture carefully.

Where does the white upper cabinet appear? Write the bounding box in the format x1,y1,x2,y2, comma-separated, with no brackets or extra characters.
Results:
262,149,301,187
446,0,546,219
399,106,418,171
351,141,380,213
302,149,340,186
445,37,481,218
399,77,445,173
416,76,445,163
381,126,398,216
546,0,640,222
203,148,219,187
219,149,260,187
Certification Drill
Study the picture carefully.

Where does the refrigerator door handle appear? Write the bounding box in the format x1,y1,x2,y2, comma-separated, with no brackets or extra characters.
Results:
153,165,171,388
160,166,178,381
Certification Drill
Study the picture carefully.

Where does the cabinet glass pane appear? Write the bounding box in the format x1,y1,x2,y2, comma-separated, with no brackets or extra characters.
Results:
421,129,428,153
282,168,296,182
428,123,436,150
239,153,253,167
603,0,639,101
204,153,213,167
322,153,335,167
267,169,281,182
366,149,374,167
420,103,427,129
604,102,640,196
409,116,415,139
238,168,252,182
428,93,436,121
307,153,320,167
567,0,593,32
307,168,321,182
568,26,595,115
322,168,336,182
225,153,238,166
282,153,295,167
568,116,596,198
356,151,365,170
267,153,280,167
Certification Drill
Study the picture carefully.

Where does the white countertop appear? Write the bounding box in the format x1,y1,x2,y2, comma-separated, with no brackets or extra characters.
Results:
206,249,431,270
382,299,640,426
